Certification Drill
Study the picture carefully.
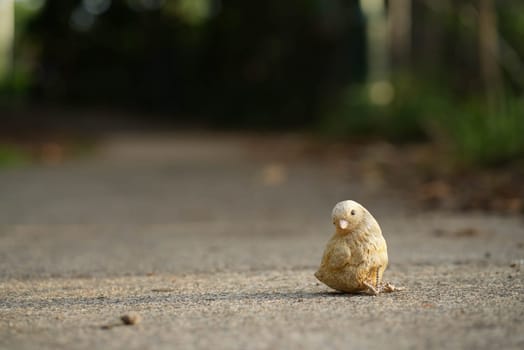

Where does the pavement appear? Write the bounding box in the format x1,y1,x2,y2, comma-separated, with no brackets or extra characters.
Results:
0,133,523,350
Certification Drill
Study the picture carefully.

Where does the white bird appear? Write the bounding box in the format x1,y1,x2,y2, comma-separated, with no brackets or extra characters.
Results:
315,200,398,295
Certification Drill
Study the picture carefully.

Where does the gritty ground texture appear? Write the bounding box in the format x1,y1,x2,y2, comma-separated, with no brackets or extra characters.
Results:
0,133,523,350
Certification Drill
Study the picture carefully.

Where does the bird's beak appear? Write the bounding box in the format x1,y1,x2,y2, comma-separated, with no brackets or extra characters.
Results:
338,219,349,230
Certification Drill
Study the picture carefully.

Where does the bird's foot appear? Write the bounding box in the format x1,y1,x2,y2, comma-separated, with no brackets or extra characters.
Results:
362,281,405,295
379,282,405,293
363,281,379,296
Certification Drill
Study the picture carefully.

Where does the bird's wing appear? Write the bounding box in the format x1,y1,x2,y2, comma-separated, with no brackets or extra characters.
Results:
368,232,388,266
325,242,351,269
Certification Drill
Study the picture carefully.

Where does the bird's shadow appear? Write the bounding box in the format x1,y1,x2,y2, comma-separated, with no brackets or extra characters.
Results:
192,290,366,303
3,290,366,311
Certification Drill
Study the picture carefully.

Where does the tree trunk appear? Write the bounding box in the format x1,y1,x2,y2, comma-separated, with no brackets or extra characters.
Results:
0,0,14,83
478,0,502,105
361,0,389,83
388,0,411,70
360,0,394,105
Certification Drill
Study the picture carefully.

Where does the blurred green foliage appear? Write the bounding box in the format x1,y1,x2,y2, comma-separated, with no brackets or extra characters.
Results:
318,0,524,166
0,145,29,168
444,98,524,166
2,0,524,166
322,76,524,166
10,0,365,127
319,77,451,142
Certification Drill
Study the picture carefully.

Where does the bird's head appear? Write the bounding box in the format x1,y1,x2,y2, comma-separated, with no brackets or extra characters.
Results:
331,200,366,234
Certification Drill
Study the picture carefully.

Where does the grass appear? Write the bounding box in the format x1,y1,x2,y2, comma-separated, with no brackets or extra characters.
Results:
0,145,30,168
444,99,524,166
319,78,524,167
318,78,448,142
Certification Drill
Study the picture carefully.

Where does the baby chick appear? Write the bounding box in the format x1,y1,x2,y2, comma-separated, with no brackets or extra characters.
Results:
315,200,396,295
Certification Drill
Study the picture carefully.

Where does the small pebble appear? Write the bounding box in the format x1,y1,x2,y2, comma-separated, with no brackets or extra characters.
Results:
510,259,524,270
151,288,174,293
121,313,141,325
101,313,142,329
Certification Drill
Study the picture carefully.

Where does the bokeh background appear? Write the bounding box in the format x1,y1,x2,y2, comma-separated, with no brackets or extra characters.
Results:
1,0,524,172
1,4,523,349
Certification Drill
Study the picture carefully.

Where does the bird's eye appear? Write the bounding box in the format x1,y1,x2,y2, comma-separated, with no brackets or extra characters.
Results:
351,210,355,215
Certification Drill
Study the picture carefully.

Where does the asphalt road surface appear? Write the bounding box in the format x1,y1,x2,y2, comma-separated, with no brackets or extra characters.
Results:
1,134,523,349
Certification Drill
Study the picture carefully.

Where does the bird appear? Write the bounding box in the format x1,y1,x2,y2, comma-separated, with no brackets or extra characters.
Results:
315,200,397,295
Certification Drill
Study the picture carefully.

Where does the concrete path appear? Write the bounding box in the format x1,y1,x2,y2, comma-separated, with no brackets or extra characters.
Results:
0,133,523,349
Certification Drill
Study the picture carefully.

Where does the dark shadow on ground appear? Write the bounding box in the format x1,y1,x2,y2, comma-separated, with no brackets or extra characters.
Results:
2,291,370,311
